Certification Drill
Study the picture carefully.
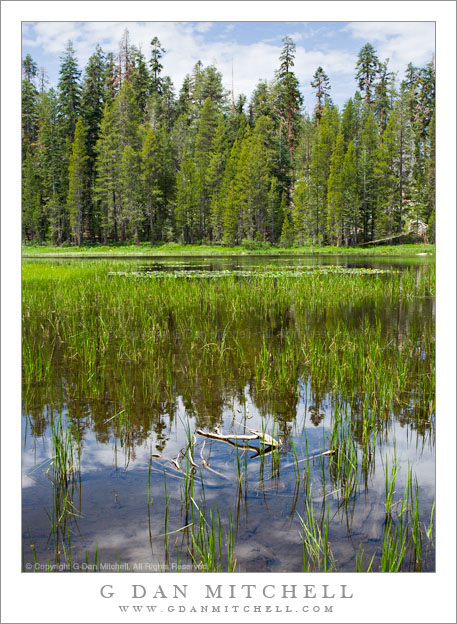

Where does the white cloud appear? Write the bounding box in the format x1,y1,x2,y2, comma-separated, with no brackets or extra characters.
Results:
344,22,435,72
195,22,214,33
23,21,435,107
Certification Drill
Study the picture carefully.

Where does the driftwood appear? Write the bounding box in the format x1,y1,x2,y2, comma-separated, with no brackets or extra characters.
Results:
150,425,280,480
196,425,281,449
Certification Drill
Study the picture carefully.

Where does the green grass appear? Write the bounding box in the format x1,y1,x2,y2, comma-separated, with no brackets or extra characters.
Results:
22,261,434,435
22,257,435,572
22,241,435,257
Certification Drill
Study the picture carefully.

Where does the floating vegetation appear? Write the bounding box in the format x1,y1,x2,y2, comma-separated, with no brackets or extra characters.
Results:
108,265,399,279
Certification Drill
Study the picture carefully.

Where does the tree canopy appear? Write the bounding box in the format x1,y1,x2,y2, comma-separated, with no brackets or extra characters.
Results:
22,34,435,246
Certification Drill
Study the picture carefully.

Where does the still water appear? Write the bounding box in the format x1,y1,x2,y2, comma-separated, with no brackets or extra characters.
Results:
22,255,435,572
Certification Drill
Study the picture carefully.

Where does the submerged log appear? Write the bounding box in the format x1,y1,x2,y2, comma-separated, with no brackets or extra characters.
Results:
196,427,281,448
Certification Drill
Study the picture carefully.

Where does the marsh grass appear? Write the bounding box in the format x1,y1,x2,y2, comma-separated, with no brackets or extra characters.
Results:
22,259,435,572
297,493,333,571
22,242,435,257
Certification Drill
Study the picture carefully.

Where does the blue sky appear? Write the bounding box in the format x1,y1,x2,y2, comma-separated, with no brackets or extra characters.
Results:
23,21,435,112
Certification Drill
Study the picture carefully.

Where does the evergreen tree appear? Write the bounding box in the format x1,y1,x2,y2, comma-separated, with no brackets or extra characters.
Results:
227,117,275,242
120,144,143,243
356,43,379,104
21,36,435,248
57,41,81,141
67,119,89,245
279,201,294,247
38,88,68,244
205,114,230,240
211,122,246,242
424,108,435,240
306,101,339,243
149,37,165,95
326,129,345,245
249,80,275,124
374,58,395,135
374,107,400,237
175,155,199,243
118,28,134,86
266,177,283,244
131,46,151,116
358,106,379,240
140,123,164,242
80,45,106,238
103,52,118,105
94,101,120,241
22,151,45,242
193,97,219,240
22,55,39,158
275,37,303,164
341,140,359,245
310,66,331,122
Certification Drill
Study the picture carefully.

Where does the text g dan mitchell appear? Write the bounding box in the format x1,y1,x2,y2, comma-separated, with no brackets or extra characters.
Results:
100,583,353,612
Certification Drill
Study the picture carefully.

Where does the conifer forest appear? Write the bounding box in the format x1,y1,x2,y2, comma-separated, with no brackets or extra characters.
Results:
22,31,435,247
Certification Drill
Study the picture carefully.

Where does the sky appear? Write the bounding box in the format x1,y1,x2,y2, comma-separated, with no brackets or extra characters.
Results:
22,21,435,112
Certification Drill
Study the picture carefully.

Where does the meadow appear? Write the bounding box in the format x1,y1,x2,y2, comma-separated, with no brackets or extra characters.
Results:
22,242,434,257
22,255,435,572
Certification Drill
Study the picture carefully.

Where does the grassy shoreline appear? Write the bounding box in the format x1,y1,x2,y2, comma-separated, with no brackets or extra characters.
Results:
22,242,435,258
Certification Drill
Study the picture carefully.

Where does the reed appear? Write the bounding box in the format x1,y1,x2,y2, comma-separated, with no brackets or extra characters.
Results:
22,258,435,573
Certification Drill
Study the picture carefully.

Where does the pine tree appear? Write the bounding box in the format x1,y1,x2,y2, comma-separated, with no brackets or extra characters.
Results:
193,97,219,240
358,106,379,241
22,151,45,242
424,107,435,240
326,129,345,245
266,177,283,244
67,119,89,245
57,41,81,141
120,145,143,243
306,101,339,244
205,114,230,240
228,117,274,242
249,80,275,124
279,203,294,247
114,80,141,152
80,45,106,239
22,55,39,158
149,37,165,95
21,36,435,249
118,28,134,86
276,37,303,165
94,101,120,242
131,46,150,116
211,122,246,242
38,88,68,244
374,59,395,135
374,107,400,238
341,140,359,245
310,66,331,122
355,43,379,104
292,176,311,245
175,155,199,243
103,52,118,105
140,123,164,242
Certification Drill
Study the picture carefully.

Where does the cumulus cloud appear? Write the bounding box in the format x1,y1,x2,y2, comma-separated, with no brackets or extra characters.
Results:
344,22,435,71
22,21,435,107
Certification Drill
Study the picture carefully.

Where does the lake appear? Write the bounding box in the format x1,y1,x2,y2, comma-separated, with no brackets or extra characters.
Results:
22,254,435,572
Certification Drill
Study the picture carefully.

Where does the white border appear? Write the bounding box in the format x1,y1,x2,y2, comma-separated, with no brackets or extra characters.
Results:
2,2,456,623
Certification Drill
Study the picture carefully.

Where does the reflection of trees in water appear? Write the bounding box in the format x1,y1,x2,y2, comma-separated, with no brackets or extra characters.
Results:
23,293,434,458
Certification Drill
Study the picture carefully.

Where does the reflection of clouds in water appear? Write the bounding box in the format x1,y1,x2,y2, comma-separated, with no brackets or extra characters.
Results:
22,441,51,488
82,525,158,563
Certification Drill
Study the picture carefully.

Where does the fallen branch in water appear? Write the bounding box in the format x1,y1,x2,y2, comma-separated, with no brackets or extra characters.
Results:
196,426,281,448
